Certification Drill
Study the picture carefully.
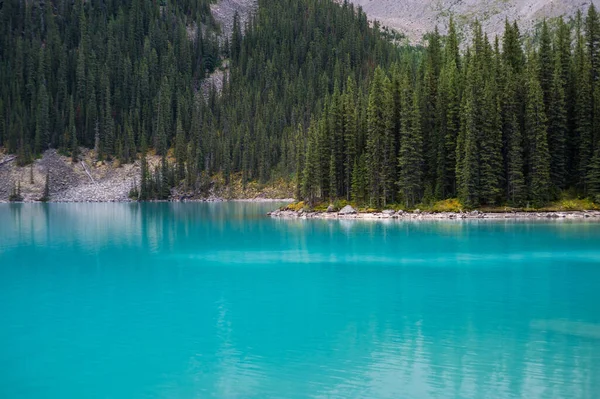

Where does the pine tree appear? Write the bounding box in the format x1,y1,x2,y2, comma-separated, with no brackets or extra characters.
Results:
525,60,551,205
547,59,568,191
71,127,79,163
398,86,424,208
160,155,170,200
587,4,600,82
101,77,115,159
40,171,50,202
329,152,337,201
139,134,149,201
503,20,525,74
34,79,49,156
156,77,171,156
231,11,242,62
343,76,357,200
538,20,553,112
351,154,367,205
175,116,187,181
366,67,394,207
575,24,594,192
302,118,320,205
9,181,23,202
294,124,305,200
456,52,481,207
588,145,600,198
503,68,526,205
478,78,503,205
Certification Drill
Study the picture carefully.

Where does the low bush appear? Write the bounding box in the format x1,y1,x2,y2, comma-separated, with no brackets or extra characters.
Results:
429,198,464,213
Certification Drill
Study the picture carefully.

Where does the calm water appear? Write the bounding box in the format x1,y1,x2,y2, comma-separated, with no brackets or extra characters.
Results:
1,203,600,399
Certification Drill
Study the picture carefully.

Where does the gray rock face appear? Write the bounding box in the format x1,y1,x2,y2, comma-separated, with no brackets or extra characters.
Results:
349,0,598,43
339,205,357,215
326,204,336,213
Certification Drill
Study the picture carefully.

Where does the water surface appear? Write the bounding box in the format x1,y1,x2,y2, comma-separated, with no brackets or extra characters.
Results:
1,203,600,398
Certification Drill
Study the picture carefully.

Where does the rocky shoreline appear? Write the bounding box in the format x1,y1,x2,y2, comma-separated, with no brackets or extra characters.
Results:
0,149,294,203
268,205,600,221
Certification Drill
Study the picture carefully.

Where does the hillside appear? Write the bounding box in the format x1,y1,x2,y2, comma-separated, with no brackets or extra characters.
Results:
1,0,600,207
350,0,600,42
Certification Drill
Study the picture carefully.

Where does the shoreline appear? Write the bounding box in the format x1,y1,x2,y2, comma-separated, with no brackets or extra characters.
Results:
268,208,600,220
0,197,295,204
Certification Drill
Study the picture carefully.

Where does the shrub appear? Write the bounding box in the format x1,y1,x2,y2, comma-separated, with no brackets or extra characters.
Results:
430,198,464,213
286,201,305,211
8,181,23,202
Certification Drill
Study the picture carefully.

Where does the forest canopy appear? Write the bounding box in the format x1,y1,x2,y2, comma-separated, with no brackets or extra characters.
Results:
1,0,599,206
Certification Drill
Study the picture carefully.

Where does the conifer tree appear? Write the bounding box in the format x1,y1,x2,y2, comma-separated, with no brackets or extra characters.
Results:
547,59,568,191
575,23,594,192
366,67,394,207
175,116,187,182
302,118,320,205
139,135,149,201
398,86,424,208
160,155,170,200
588,146,600,198
538,20,553,112
503,68,526,205
351,154,368,205
456,51,482,207
525,59,551,205
478,78,503,205
40,171,50,202
343,77,357,200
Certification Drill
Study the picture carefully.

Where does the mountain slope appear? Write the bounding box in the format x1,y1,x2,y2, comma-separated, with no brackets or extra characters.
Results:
349,0,599,41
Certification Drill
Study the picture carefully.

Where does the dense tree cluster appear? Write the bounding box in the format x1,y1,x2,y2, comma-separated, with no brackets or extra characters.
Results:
1,0,599,206
299,10,600,207
0,0,219,165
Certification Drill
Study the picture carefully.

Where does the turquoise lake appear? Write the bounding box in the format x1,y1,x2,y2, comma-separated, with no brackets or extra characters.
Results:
1,203,600,398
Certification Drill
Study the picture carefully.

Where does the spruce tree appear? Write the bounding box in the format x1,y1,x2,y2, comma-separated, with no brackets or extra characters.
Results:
478,78,503,205
398,87,424,208
588,146,600,198
139,135,149,201
538,20,553,112
525,60,551,205
547,59,568,191
160,155,170,200
503,69,526,205
40,171,50,202
366,67,394,207
343,77,357,200
456,52,481,207
575,25,594,192
302,118,320,205
175,116,186,182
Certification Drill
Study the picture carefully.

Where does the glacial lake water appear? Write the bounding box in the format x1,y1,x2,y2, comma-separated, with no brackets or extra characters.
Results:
1,202,600,399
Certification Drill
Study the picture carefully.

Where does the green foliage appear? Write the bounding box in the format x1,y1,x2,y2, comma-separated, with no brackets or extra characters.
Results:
0,0,596,208
428,198,464,213
9,181,23,202
39,171,50,202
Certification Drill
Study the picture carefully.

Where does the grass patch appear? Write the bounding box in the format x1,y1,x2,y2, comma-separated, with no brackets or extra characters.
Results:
541,198,599,212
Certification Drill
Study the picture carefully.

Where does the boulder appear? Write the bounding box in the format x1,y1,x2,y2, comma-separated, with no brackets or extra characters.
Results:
339,205,357,215
326,204,336,213
382,209,395,215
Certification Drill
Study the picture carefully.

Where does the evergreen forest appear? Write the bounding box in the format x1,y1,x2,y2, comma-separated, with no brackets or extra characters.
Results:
1,0,600,207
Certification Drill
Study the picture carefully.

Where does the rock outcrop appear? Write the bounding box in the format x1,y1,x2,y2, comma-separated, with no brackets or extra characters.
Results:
339,205,357,215
349,0,599,43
